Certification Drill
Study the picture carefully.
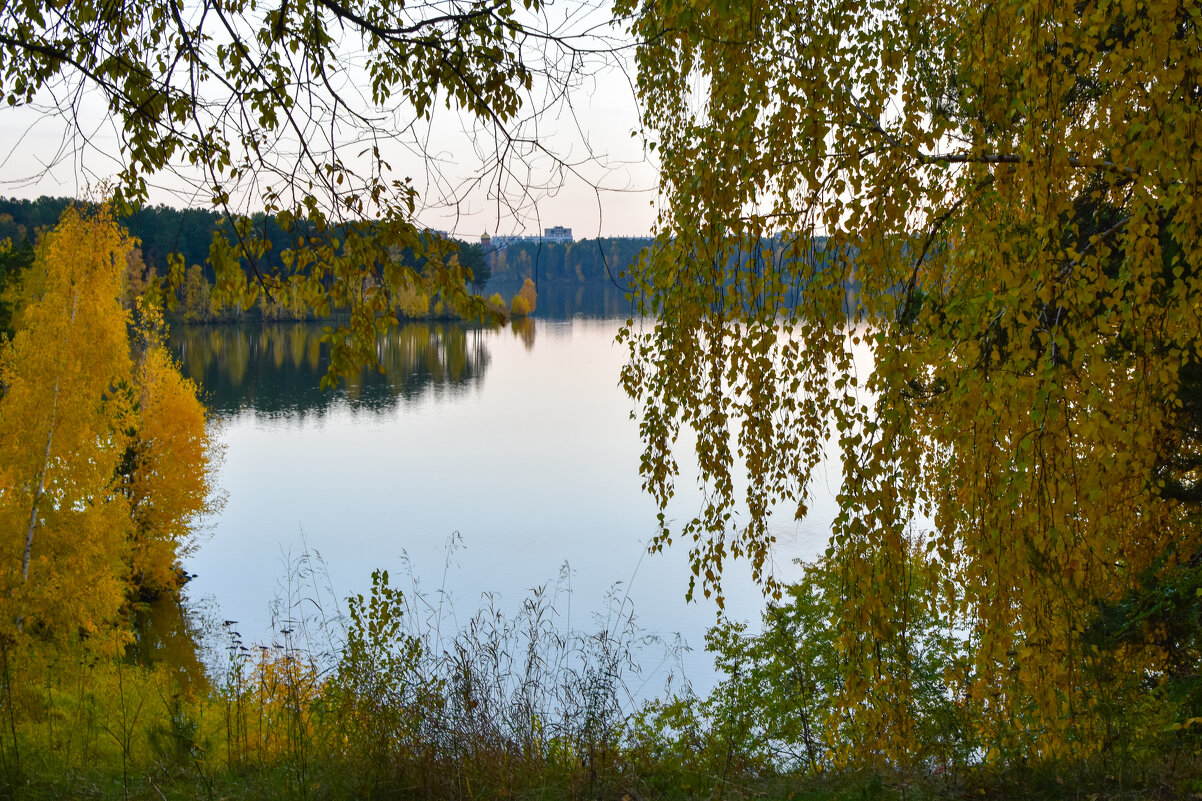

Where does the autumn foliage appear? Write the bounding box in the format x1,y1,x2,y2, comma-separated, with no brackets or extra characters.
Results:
0,207,215,651
510,277,538,317
124,308,216,598
620,0,1201,767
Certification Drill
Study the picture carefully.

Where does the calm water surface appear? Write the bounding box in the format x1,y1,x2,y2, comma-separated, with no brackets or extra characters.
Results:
171,288,840,694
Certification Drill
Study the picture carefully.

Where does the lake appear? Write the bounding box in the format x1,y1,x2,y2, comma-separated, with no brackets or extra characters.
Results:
170,285,841,696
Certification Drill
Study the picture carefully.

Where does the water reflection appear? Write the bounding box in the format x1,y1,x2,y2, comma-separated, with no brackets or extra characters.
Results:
127,597,210,697
169,301,834,696
491,282,637,321
511,316,536,350
170,321,495,418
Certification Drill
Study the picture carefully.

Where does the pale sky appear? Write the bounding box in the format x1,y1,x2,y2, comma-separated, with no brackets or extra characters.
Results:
0,2,661,240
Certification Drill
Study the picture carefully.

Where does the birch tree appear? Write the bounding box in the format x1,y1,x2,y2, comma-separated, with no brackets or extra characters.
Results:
0,207,133,647
0,208,216,647
619,0,1201,761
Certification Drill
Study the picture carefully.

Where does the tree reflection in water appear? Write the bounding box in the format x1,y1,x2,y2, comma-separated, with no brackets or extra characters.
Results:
127,596,211,697
511,316,536,351
170,321,500,418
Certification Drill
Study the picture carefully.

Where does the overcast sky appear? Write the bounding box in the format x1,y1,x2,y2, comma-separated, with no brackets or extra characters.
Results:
0,4,660,240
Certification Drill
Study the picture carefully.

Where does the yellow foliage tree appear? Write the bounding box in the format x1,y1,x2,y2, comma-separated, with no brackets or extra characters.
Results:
121,247,154,310
510,278,537,318
486,292,508,318
0,208,135,648
0,208,215,649
180,263,213,323
509,294,531,317
122,303,217,599
519,278,537,313
618,0,1201,763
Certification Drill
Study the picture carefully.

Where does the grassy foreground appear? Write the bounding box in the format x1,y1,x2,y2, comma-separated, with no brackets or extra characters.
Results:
2,561,1200,801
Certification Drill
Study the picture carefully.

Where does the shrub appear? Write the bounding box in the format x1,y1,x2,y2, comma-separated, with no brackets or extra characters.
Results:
517,278,537,312
487,292,508,316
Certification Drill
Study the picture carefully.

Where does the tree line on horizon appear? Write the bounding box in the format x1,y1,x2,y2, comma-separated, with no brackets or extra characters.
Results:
0,197,496,325
0,196,655,302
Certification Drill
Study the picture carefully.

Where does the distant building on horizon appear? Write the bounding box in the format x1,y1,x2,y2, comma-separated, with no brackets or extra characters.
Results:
479,226,574,247
542,226,572,243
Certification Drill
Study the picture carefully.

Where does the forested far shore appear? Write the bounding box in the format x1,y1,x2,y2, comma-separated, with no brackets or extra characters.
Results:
0,196,653,289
